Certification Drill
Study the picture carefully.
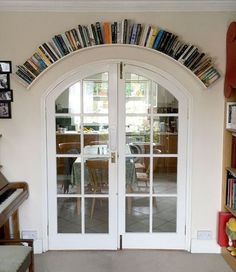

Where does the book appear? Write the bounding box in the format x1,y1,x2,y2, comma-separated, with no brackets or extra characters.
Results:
135,24,142,45
23,60,40,77
159,32,172,52
138,25,149,46
16,70,32,85
17,65,36,81
111,22,117,44
184,49,199,67
37,47,53,66
163,33,176,54
55,35,70,55
65,30,77,51
32,53,48,71
178,45,196,64
78,25,87,47
61,33,73,52
174,44,188,60
189,52,205,70
152,30,165,49
47,42,61,59
122,19,128,44
147,27,159,48
71,28,82,49
143,26,152,47
129,24,138,44
91,24,100,45
52,36,65,56
116,21,122,44
95,22,104,44
42,43,58,62
103,22,112,44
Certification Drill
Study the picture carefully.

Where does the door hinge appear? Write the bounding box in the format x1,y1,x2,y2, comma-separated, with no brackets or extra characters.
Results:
119,235,123,250
120,62,123,80
185,225,186,235
47,224,49,236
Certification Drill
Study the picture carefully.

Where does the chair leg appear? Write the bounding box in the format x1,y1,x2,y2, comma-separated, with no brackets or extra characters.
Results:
90,198,96,219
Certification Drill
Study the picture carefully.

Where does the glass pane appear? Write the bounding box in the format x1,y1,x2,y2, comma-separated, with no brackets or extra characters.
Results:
84,158,109,195
83,72,108,114
56,116,81,134
57,157,81,194
153,83,178,114
125,73,151,114
126,157,150,194
57,197,81,233
153,116,178,154
55,82,81,114
153,157,177,194
56,133,81,154
126,116,150,150
85,198,108,233
126,197,149,232
152,197,176,232
83,116,109,148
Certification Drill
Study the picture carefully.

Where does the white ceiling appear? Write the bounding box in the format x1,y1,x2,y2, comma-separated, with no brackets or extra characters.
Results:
0,0,235,12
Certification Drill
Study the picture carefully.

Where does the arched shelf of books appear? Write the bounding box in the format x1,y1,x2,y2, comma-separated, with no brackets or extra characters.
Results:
15,19,221,89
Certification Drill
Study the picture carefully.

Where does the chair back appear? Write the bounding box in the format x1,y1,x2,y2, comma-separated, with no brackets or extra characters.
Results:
86,160,108,193
58,142,81,154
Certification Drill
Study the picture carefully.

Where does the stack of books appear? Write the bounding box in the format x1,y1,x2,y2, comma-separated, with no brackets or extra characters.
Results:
15,19,221,87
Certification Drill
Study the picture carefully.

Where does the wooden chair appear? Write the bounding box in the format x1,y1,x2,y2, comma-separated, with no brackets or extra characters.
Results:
86,159,108,219
0,239,34,272
58,142,81,193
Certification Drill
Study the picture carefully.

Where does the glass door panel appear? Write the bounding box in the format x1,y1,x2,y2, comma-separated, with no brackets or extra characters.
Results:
48,65,118,249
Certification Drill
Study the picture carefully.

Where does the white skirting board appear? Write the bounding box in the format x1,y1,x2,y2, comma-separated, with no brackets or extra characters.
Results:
190,239,221,253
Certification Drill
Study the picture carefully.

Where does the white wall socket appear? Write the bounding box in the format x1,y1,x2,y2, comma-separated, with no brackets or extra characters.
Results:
21,230,37,240
197,230,212,240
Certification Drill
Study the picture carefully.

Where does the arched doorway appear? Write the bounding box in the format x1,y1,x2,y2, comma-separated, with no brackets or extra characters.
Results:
45,60,188,250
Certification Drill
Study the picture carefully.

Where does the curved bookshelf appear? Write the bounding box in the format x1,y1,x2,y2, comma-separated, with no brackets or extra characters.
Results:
15,19,221,89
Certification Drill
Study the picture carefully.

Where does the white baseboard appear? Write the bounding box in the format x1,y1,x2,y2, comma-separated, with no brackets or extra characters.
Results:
191,239,221,253
33,239,43,254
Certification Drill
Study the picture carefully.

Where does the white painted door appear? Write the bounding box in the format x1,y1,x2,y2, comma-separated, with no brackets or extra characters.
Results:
46,61,188,250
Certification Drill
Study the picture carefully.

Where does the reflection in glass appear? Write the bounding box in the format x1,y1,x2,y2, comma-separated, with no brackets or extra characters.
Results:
154,83,178,114
126,197,149,232
56,134,81,154
125,73,151,114
55,82,81,114
153,158,177,194
152,197,176,232
85,198,108,233
126,157,150,194
83,116,109,147
57,157,80,194
153,116,178,154
57,197,81,233
84,158,109,195
83,72,108,114
56,116,81,133
126,116,150,146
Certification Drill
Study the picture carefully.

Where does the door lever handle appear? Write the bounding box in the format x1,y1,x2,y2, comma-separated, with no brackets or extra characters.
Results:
111,152,116,163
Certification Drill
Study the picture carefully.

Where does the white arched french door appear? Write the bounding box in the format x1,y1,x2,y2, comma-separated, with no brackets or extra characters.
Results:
46,61,188,250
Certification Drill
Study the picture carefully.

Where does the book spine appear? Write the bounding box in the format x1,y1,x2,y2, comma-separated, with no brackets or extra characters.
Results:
17,65,36,81
47,42,62,59
135,24,142,45
42,43,58,62
87,25,96,46
91,24,100,45
159,31,171,52
103,22,112,44
71,28,82,49
52,36,65,57
152,30,164,50
37,47,53,66
78,25,87,47
61,33,73,52
95,22,104,44
174,44,188,60
189,52,205,70
112,22,117,44
16,70,32,85
65,31,77,51
130,24,138,45
148,27,159,48
184,49,199,67
122,19,128,44
32,53,48,71
116,21,122,44
56,35,70,55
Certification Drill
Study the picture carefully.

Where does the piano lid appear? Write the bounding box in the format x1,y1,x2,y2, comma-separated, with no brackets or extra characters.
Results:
0,172,9,191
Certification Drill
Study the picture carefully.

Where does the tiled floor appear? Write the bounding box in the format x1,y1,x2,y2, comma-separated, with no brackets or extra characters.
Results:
57,172,177,234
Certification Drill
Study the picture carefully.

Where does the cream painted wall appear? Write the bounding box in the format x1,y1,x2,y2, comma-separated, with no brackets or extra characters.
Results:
0,11,235,253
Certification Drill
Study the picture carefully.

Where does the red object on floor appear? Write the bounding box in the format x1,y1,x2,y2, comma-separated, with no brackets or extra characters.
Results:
217,211,233,246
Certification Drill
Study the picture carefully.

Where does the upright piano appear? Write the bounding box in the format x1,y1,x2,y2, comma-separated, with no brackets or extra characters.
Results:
0,171,29,239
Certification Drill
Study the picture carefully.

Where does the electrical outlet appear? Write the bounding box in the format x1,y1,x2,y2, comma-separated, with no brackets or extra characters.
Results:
21,230,37,240
197,230,212,240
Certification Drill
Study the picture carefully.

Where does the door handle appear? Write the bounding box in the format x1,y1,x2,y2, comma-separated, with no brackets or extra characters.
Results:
111,152,116,163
